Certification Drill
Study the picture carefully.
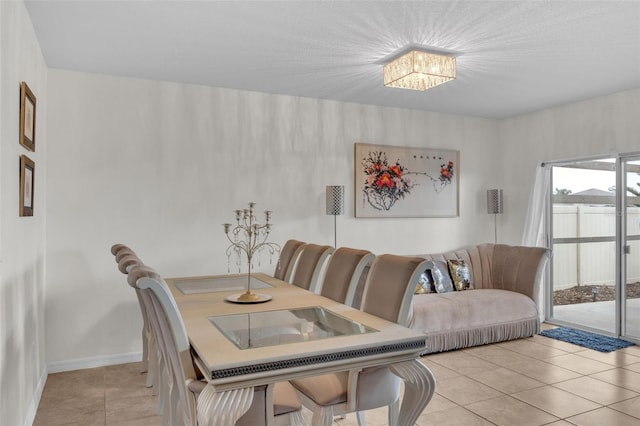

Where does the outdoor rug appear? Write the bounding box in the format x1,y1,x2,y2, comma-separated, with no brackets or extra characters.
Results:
540,327,635,352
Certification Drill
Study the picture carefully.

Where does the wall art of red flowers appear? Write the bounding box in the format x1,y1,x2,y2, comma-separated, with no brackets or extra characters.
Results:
440,161,454,184
361,151,414,211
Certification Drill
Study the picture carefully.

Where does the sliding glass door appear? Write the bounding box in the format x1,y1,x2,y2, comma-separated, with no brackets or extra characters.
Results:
549,158,617,334
547,154,640,343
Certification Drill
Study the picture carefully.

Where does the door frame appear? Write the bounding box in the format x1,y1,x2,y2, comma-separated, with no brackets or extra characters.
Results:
543,151,640,341
619,153,640,342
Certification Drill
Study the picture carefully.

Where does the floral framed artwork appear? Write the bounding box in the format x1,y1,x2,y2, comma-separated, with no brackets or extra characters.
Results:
355,143,459,218
19,81,36,152
19,155,35,217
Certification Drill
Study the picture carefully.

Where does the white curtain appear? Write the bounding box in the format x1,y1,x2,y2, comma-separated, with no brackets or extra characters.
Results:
521,163,551,321
522,163,551,247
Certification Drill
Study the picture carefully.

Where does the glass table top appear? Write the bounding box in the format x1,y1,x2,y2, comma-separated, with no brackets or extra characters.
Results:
209,306,377,349
175,275,272,294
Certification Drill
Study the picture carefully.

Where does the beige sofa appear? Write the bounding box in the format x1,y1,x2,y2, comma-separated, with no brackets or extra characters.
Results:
409,244,550,354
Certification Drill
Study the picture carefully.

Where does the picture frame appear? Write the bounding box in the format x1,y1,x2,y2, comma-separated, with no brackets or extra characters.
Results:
19,81,36,152
19,155,35,217
355,143,459,218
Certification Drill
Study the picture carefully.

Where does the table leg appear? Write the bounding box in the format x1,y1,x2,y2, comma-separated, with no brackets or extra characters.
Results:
390,359,436,426
197,384,254,426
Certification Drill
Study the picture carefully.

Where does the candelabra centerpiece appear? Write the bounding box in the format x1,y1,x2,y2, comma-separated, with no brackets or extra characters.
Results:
223,202,280,303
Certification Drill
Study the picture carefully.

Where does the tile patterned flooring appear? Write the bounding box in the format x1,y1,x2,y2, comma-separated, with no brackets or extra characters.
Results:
34,325,640,425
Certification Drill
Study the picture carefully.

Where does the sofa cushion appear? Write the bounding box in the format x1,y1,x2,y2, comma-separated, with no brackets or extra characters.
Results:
426,260,454,293
409,289,539,353
290,367,400,412
415,271,435,294
448,259,473,291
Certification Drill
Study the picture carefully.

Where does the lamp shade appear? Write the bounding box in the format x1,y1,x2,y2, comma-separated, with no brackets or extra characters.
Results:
487,189,504,214
326,185,345,215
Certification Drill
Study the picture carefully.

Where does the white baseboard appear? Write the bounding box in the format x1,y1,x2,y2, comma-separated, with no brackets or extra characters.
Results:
47,351,142,374
24,365,47,426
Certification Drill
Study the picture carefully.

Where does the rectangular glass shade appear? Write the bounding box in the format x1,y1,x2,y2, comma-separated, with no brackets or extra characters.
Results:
383,50,456,91
209,306,377,349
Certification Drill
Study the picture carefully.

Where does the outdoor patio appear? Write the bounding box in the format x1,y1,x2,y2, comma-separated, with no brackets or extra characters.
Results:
552,298,640,339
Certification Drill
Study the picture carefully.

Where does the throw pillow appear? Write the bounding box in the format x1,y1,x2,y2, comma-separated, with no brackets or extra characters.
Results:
414,270,435,294
425,260,454,293
448,259,473,291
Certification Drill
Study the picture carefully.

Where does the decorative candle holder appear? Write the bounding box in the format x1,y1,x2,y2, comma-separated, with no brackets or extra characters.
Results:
223,202,280,303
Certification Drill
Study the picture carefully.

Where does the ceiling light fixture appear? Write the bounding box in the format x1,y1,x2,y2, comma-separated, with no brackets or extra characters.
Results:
383,50,456,91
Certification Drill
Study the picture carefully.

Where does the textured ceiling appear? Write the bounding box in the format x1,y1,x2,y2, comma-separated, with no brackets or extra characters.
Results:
24,0,640,119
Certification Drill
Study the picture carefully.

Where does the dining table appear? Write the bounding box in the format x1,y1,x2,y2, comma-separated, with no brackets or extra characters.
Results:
166,272,436,426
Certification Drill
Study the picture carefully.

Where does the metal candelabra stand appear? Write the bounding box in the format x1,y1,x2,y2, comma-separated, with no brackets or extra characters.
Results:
223,202,280,303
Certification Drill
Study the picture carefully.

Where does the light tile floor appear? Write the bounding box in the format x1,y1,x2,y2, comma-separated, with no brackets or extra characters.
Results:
34,325,640,426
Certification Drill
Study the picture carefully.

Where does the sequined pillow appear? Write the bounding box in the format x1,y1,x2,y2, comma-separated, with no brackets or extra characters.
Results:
448,259,473,291
414,270,435,294
425,260,454,293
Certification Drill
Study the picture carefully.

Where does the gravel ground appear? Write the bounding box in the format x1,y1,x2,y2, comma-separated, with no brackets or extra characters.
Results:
554,282,640,305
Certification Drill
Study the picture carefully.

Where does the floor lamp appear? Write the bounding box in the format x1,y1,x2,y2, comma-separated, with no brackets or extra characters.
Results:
326,185,344,248
487,189,504,243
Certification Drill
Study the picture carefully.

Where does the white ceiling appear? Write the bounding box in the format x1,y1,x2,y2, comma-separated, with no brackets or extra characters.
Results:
24,0,640,119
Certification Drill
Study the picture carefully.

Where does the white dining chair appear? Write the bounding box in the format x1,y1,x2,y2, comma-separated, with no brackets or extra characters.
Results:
290,243,334,293
111,243,170,421
319,247,374,306
290,254,429,426
111,244,154,376
127,264,304,426
273,239,306,282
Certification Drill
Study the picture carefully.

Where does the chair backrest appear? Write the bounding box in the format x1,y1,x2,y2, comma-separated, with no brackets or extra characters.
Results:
115,247,140,264
128,266,190,356
113,246,148,324
117,253,143,274
290,244,334,292
361,254,428,325
127,265,198,425
274,239,306,282
111,243,130,256
320,247,375,306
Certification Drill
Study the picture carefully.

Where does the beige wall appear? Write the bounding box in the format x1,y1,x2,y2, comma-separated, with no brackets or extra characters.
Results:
0,1,48,425
499,89,640,244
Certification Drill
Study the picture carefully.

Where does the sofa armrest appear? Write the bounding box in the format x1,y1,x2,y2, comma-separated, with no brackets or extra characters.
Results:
481,244,550,306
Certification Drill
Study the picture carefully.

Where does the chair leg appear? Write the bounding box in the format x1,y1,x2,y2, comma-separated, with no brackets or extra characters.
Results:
140,327,149,373
146,334,157,388
388,399,399,426
146,357,156,389
169,379,179,426
356,410,366,425
157,358,168,416
160,371,171,426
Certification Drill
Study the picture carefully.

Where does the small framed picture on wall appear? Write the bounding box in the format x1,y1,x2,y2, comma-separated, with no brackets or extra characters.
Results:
19,81,36,152
19,155,35,217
